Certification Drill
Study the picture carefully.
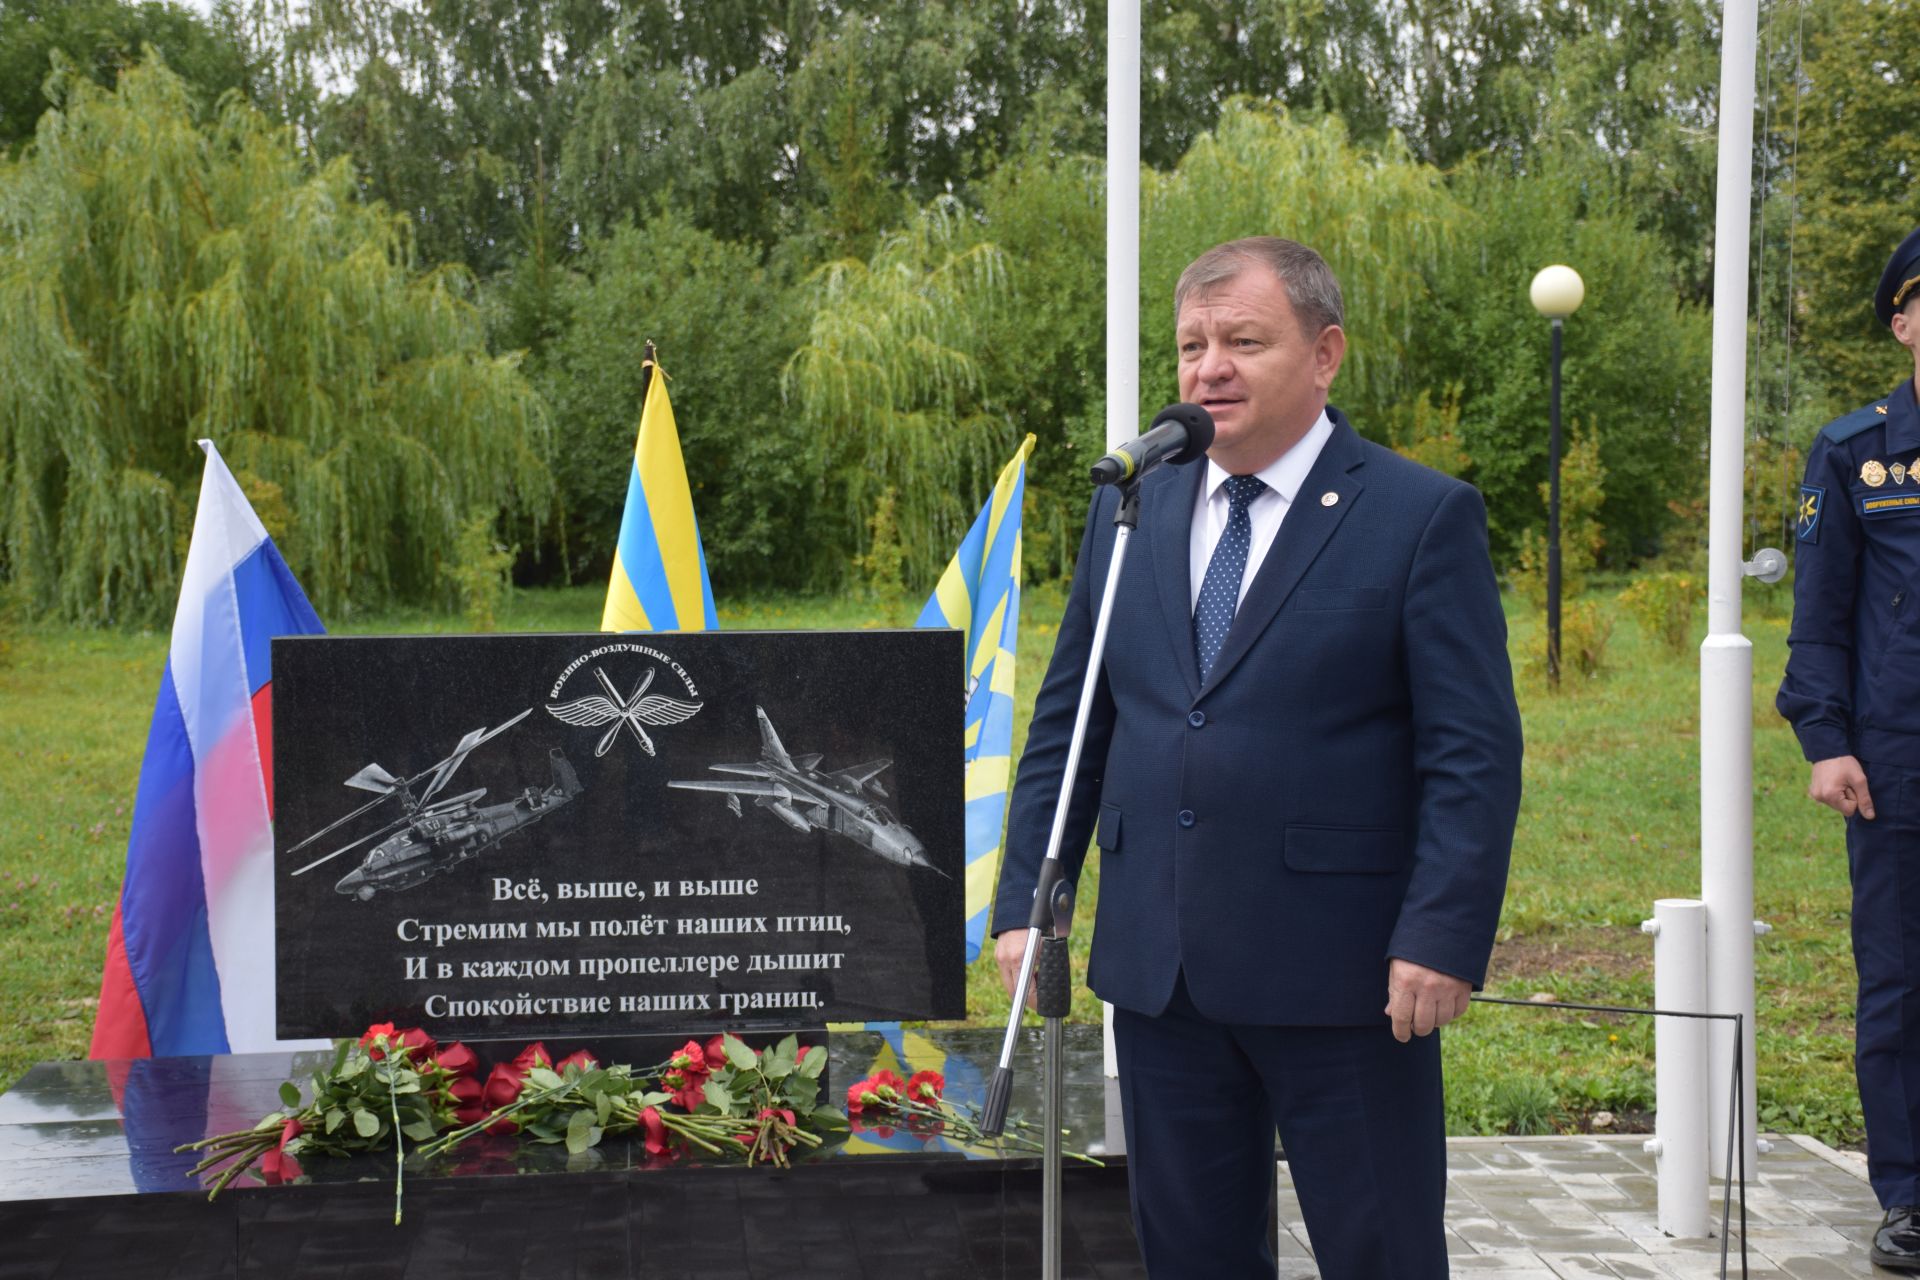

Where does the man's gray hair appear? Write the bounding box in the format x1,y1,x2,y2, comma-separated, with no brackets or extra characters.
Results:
1173,237,1345,336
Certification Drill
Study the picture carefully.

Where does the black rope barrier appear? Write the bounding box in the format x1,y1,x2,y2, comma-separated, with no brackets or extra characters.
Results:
1468,995,1749,1280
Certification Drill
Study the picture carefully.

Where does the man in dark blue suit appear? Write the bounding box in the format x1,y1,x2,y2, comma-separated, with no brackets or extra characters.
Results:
993,237,1523,1278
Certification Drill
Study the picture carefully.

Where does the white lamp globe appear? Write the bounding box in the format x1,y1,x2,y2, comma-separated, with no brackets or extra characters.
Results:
1530,265,1586,319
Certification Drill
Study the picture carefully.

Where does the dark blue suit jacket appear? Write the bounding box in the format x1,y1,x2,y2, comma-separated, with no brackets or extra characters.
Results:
991,410,1523,1026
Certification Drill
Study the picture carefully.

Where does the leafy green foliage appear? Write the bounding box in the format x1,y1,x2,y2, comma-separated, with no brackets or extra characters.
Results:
783,200,1015,586
1416,149,1712,561
0,54,553,624
0,0,252,154
1140,104,1461,425
530,213,819,592
1793,0,1920,409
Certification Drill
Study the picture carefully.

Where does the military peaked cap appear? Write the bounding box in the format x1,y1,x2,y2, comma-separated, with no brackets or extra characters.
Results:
1876,226,1920,327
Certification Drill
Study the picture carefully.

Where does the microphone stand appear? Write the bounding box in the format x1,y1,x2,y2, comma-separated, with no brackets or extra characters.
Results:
981,478,1143,1280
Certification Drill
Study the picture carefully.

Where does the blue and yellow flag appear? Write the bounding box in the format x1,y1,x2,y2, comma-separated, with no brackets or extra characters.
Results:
916,435,1036,962
602,352,718,632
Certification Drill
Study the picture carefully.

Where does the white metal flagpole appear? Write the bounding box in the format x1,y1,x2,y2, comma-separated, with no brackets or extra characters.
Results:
1101,0,1141,1084
1702,0,1762,1178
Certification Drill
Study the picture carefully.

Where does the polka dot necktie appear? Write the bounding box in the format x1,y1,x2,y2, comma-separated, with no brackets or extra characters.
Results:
1194,474,1268,683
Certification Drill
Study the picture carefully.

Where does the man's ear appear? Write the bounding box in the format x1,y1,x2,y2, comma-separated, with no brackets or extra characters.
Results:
1314,324,1347,392
1895,301,1920,351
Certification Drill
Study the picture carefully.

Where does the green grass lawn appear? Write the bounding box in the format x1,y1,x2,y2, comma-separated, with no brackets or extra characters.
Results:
0,578,1864,1143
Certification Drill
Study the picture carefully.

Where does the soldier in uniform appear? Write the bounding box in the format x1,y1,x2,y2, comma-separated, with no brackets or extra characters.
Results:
1779,225,1920,1272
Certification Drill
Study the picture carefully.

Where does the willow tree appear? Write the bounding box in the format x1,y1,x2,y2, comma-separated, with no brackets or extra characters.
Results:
0,54,551,625
782,199,1012,588
1140,103,1461,424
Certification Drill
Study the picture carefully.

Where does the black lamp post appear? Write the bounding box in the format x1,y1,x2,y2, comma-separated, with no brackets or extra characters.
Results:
1530,264,1586,687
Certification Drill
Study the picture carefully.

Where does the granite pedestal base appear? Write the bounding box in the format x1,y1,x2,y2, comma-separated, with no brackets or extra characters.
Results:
0,1028,1140,1280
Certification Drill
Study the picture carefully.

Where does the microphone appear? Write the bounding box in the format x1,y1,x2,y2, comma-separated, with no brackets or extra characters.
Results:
1089,404,1215,486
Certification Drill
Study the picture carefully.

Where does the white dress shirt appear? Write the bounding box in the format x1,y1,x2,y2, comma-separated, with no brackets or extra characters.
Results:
1188,410,1335,612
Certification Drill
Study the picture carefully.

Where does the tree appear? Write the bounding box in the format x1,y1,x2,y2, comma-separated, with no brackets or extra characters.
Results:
1794,0,1920,410
531,213,821,592
1414,146,1712,561
783,200,1014,585
1139,104,1462,425
0,54,551,624
0,0,252,154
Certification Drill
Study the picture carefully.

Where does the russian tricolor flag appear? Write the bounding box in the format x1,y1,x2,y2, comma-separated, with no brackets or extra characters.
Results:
90,441,326,1058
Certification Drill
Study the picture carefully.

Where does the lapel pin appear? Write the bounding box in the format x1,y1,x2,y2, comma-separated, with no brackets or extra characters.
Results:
1320,491,1339,507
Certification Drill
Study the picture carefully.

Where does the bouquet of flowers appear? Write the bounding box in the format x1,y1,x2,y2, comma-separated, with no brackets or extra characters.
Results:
176,1025,844,1220
842,1068,1102,1165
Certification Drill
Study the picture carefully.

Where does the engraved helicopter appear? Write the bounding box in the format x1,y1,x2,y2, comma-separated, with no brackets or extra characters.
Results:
286,710,582,900
666,706,942,876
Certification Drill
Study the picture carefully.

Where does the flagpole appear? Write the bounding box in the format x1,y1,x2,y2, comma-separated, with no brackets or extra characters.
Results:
1701,0,1762,1181
1101,0,1140,1098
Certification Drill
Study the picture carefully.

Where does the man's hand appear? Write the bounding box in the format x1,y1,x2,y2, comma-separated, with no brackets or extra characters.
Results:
994,929,1039,1011
1384,958,1472,1043
1810,755,1876,820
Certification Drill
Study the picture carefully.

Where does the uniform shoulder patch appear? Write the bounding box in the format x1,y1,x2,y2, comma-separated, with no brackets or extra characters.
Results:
1820,402,1892,444
1796,484,1825,542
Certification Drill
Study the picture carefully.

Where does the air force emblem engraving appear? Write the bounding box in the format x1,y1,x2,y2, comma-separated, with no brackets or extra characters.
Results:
1797,484,1825,543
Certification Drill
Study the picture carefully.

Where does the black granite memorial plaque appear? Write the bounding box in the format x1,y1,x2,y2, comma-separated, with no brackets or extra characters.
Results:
271,631,964,1040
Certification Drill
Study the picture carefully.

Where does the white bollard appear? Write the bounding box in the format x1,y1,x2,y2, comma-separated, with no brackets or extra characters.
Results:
1643,898,1711,1237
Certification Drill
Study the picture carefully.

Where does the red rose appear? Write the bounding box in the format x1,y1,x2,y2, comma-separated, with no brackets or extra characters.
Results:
512,1042,552,1072
555,1049,600,1075
906,1070,945,1103
434,1042,479,1078
638,1105,669,1156
757,1107,796,1128
482,1062,526,1111
447,1075,486,1125
704,1035,729,1065
795,1044,819,1066
278,1117,303,1149
672,1079,709,1112
359,1022,397,1059
393,1027,437,1061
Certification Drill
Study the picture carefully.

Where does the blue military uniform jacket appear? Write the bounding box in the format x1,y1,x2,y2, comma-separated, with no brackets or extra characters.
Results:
1779,379,1920,767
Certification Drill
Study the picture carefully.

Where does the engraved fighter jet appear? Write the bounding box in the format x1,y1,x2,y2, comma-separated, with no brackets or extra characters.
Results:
667,707,942,875
286,710,583,900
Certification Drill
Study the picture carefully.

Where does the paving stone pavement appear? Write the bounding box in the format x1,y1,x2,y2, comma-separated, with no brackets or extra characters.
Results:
1271,1133,1894,1279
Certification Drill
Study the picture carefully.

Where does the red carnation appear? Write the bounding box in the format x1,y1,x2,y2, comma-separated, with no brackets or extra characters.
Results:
359,1022,398,1059
845,1077,876,1114
670,1041,707,1073
870,1069,904,1100
672,1078,709,1112
906,1070,945,1103
556,1049,600,1075
638,1105,669,1156
434,1042,479,1078
393,1027,437,1061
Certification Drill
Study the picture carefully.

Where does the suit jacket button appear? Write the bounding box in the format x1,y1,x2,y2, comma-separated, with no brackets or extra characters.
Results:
1178,809,1195,828
1187,710,1206,728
